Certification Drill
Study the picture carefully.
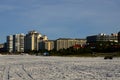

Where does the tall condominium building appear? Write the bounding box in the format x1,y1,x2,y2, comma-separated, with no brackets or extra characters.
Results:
7,35,13,52
87,33,118,43
7,34,25,52
55,38,86,51
118,31,120,43
24,30,48,51
13,34,25,52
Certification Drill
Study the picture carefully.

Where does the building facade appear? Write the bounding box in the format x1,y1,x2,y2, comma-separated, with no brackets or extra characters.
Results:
118,32,120,43
87,33,118,43
0,43,7,52
55,38,86,51
39,40,54,51
13,34,25,52
24,30,48,51
0,43,4,49
7,35,13,52
7,34,25,53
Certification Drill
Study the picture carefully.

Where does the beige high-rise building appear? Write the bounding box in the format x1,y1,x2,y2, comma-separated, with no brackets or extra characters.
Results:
24,30,48,51
44,40,54,51
55,38,86,51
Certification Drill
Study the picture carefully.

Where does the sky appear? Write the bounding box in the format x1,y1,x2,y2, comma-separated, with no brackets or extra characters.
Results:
0,0,120,43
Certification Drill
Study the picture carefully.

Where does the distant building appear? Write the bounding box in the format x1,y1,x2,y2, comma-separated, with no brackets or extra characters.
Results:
7,34,25,53
24,30,48,51
42,35,48,41
55,38,86,51
0,43,4,49
87,33,118,43
7,35,13,52
39,40,55,51
118,31,120,43
0,43,5,52
13,34,25,52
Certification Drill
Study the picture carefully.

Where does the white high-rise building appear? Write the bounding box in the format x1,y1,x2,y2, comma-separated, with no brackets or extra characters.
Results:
13,34,25,52
7,35,13,52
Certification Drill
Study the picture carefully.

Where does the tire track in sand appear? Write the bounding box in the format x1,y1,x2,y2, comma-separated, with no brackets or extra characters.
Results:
3,66,10,80
15,65,34,80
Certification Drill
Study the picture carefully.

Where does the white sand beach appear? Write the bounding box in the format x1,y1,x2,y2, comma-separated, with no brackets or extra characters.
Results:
0,55,120,80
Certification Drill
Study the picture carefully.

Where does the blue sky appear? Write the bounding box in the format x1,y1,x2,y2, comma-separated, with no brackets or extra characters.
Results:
0,0,120,43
